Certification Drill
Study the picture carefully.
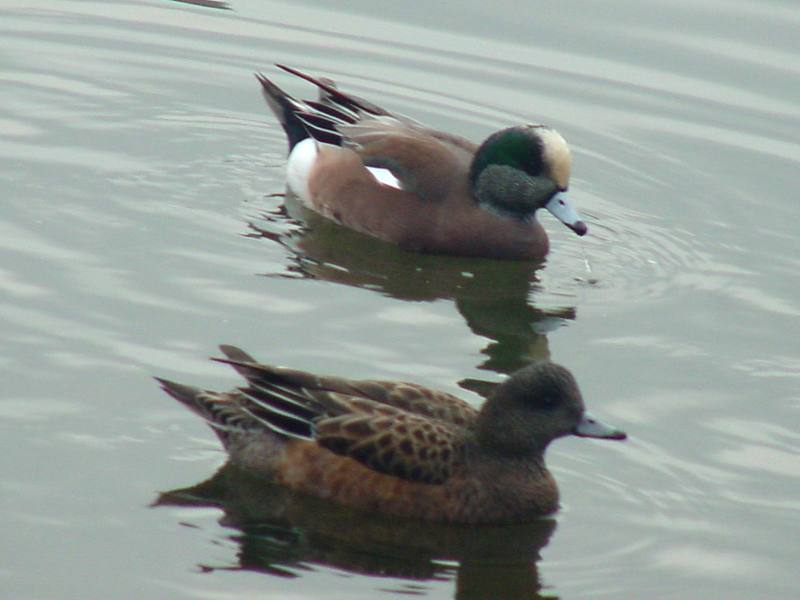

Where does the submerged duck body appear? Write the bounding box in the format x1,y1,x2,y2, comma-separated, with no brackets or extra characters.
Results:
158,346,625,524
257,65,587,260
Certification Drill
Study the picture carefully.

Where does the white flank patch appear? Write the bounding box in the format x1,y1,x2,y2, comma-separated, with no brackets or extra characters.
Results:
286,138,317,204
286,139,402,202
367,166,402,189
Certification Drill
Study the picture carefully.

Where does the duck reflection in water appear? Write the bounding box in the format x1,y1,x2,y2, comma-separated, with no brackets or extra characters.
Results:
248,200,577,378
156,464,556,599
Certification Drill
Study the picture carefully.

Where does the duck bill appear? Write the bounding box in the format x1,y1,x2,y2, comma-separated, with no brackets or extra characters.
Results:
545,192,588,236
574,412,626,440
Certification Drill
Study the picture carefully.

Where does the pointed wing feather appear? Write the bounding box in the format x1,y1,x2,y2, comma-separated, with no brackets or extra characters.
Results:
214,352,477,427
276,63,388,116
303,99,360,124
163,348,476,484
267,65,475,199
219,378,466,484
294,112,343,145
156,378,265,444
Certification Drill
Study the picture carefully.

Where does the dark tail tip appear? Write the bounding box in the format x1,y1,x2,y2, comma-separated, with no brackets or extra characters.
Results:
155,377,203,408
218,345,257,363
255,71,309,152
213,346,265,380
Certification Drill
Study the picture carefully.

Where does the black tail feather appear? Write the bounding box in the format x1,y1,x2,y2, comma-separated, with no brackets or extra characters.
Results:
303,99,359,124
258,65,394,152
160,346,348,444
255,72,309,152
218,345,257,364
295,113,342,145
237,386,315,440
275,64,377,115
155,377,204,412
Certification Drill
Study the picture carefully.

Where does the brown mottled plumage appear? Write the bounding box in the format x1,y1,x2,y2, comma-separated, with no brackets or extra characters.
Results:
157,346,626,524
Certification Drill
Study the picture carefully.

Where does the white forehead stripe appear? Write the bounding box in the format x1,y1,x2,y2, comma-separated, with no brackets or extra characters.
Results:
536,127,572,189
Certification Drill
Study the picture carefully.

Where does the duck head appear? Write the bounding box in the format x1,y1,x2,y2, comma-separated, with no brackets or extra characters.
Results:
469,125,588,236
474,362,625,457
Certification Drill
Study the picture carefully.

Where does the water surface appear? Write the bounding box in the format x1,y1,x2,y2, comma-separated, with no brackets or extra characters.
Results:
2,0,798,598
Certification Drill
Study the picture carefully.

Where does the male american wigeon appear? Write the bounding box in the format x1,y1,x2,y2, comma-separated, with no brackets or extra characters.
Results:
157,346,625,524
256,65,588,260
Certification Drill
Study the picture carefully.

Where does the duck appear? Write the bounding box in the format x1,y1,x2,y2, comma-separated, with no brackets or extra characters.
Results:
157,346,625,524
256,65,588,260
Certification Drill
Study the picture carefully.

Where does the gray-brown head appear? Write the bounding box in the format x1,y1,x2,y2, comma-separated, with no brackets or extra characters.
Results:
474,362,625,457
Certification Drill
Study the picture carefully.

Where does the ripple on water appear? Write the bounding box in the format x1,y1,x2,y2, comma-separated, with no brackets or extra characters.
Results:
2,2,799,599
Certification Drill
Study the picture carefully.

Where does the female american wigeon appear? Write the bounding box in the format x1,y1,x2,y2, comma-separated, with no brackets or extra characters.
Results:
157,346,625,524
256,65,587,260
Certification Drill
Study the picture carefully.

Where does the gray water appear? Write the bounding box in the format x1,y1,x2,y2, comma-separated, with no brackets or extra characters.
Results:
2,0,798,598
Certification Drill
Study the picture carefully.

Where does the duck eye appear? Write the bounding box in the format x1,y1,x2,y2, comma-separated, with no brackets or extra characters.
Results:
539,396,557,409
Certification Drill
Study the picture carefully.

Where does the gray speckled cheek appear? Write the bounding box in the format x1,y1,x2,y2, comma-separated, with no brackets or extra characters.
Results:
474,165,557,218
